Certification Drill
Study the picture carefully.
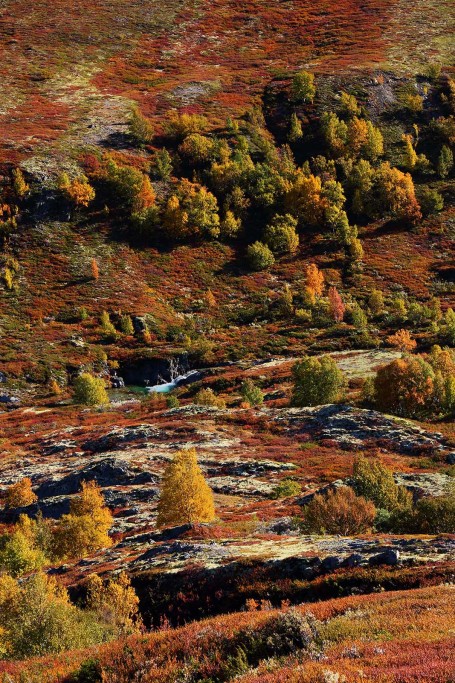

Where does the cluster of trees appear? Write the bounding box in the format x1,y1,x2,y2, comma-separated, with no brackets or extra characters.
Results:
302,455,454,535
0,478,141,661
0,571,140,660
73,70,455,273
0,481,113,576
289,340,455,420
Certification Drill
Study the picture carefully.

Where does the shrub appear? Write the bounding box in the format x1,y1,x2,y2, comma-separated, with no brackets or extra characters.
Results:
346,236,364,264
0,528,46,577
374,356,434,417
349,302,368,330
254,609,315,657
85,572,141,635
305,263,324,303
390,488,455,534
301,486,376,535
246,241,275,270
399,92,423,113
285,172,325,226
414,492,455,533
264,213,299,255
0,573,108,660
291,355,345,407
241,379,264,406
12,168,29,198
339,91,361,118
368,289,384,315
120,315,134,335
129,106,154,145
163,179,220,241
72,659,103,683
3,478,37,508
417,186,444,215
402,134,418,170
288,112,303,141
164,112,208,140
195,387,226,409
221,210,242,238
100,310,117,340
328,286,345,323
153,148,173,180
373,162,421,224
58,173,95,208
91,258,99,280
427,63,442,81
156,448,216,527
437,144,453,178
179,133,214,163
73,373,109,406
166,394,180,409
270,479,302,499
352,455,412,511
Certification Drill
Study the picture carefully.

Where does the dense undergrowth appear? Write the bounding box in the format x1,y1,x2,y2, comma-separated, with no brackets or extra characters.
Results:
0,584,453,683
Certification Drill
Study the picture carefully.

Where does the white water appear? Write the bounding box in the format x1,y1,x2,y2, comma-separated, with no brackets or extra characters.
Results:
147,370,200,394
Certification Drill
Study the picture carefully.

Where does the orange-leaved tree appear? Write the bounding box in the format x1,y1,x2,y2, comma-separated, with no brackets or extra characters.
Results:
305,263,324,304
156,448,215,528
3,478,37,509
58,172,95,208
386,329,417,353
374,356,434,417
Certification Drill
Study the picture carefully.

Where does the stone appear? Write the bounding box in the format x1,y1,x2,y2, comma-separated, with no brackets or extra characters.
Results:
369,548,400,566
321,555,342,571
394,473,451,499
35,457,155,499
111,376,125,388
342,553,364,568
0,395,20,404
131,316,148,334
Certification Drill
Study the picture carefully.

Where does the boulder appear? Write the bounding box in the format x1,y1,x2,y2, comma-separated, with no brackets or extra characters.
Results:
369,548,400,566
393,472,451,500
83,425,162,452
35,457,155,499
342,553,364,568
321,555,342,571
111,376,125,388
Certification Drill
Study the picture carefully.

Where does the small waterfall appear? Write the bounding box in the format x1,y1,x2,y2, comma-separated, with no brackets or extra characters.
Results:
147,359,199,394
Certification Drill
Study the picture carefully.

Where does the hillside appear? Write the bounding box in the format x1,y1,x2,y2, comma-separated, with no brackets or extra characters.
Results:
0,1,454,681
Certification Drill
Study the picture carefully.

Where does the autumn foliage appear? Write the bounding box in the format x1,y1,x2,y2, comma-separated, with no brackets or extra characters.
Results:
301,486,376,535
3,478,37,509
53,481,113,559
387,329,417,352
157,448,216,528
328,286,345,323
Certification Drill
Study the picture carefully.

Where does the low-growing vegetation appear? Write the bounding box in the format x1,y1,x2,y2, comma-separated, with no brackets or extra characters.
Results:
0,0,454,679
